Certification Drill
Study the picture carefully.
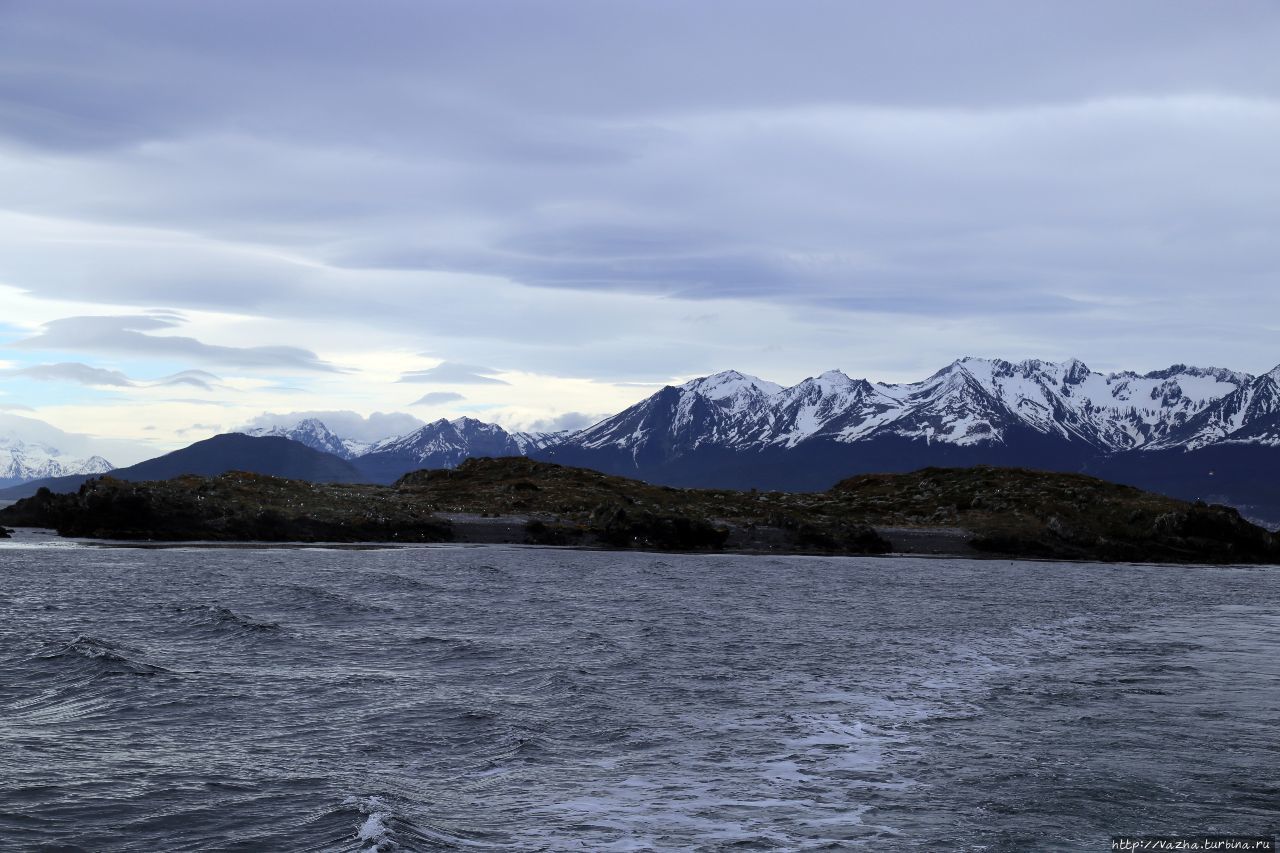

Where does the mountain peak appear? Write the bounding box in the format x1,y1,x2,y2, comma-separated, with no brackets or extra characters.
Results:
681,370,783,401
355,415,523,482
243,418,351,459
815,368,855,386
79,456,114,475
1140,364,1249,383
1061,358,1091,383
0,440,116,486
933,356,994,380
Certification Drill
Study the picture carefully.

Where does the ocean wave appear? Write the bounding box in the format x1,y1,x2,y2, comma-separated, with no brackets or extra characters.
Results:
279,583,392,615
352,796,396,852
343,794,503,851
357,571,443,593
172,604,282,633
409,634,505,662
468,564,514,581
34,635,169,677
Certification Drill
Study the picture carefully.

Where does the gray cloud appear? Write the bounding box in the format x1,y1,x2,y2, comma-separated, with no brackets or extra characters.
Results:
398,362,509,385
1,361,135,387
182,369,220,379
0,410,153,465
410,391,466,406
164,398,234,407
0,361,230,392
0,1,1277,385
155,369,222,388
526,411,605,433
15,315,341,373
3,1,1277,152
240,410,425,443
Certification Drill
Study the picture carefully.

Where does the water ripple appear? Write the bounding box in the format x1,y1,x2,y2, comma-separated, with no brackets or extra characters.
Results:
0,549,1276,850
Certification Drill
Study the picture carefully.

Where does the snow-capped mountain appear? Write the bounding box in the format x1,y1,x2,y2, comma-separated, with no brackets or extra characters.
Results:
829,358,1249,451
1156,366,1280,450
243,418,356,459
237,415,565,483
224,358,1280,521
540,358,1280,496
568,369,790,457
8,355,1280,523
510,430,571,454
0,437,113,487
354,417,562,483
234,360,1279,487
554,358,1254,462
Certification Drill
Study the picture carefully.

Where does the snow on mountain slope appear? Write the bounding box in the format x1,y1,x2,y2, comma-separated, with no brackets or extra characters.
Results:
237,414,570,481
510,430,570,454
246,358,1276,485
550,359,1259,461
763,370,898,447
341,438,373,458
351,417,574,483
0,437,114,485
363,417,524,465
680,370,782,414
1074,364,1250,449
858,361,1026,447
878,358,1249,451
776,358,1249,451
244,418,352,459
572,386,726,455
1157,365,1280,449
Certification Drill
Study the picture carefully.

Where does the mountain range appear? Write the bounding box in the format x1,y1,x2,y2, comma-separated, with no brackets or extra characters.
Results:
541,358,1271,477
0,437,112,489
244,418,372,459
4,357,1280,525
0,434,362,498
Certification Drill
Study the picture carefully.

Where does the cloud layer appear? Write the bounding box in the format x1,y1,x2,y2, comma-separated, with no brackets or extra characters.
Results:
14,315,340,373
0,1,1278,453
398,363,509,385
410,391,466,406
2,362,135,387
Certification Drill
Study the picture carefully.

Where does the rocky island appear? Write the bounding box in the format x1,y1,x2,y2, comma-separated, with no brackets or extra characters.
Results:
1,457,1276,563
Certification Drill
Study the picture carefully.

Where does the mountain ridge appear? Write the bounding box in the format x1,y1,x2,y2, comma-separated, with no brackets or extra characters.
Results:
541,358,1269,463
0,437,113,488
535,358,1280,523
8,356,1280,525
0,434,363,499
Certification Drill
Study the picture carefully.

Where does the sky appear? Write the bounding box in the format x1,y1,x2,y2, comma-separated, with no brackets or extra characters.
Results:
1,1,1278,464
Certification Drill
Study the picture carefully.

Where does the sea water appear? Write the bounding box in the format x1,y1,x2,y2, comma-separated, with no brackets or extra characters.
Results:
1,534,1276,851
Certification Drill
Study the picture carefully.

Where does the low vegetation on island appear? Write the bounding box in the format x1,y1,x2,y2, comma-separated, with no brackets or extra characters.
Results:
1,457,1276,563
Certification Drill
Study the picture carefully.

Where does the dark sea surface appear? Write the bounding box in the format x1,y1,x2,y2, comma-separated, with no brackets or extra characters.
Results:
1,531,1277,852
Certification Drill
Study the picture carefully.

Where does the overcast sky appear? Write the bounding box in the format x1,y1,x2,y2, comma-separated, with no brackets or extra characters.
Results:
2,1,1278,460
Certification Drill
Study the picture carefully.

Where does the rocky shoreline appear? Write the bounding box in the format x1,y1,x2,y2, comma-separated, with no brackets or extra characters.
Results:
1,458,1277,563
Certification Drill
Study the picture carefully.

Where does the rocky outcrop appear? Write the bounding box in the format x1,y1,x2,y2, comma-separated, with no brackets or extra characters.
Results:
831,466,1280,564
1,476,452,543
2,459,1275,562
